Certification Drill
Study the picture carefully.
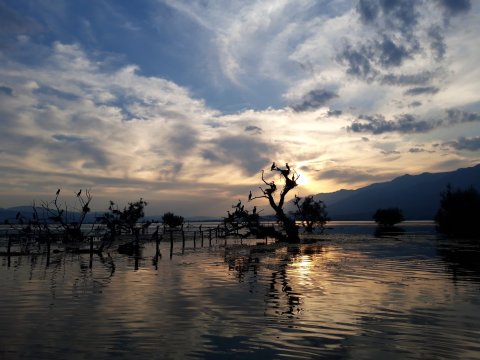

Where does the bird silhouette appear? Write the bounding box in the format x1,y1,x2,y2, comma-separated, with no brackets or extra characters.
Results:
76,189,82,197
236,200,241,208
271,162,276,171
56,189,60,195
253,206,257,214
248,191,252,201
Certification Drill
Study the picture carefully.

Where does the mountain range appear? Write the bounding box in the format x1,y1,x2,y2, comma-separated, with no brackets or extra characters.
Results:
312,164,480,220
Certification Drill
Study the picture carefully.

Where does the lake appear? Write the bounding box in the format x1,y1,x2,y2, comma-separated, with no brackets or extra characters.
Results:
1,222,480,359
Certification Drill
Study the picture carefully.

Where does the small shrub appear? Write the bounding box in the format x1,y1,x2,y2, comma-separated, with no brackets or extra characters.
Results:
373,208,404,227
162,212,184,228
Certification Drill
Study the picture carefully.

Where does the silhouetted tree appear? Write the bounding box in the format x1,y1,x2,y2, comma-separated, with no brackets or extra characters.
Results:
373,208,404,227
223,200,260,237
293,195,329,233
98,199,149,250
162,212,184,229
250,162,300,243
28,188,93,242
434,185,480,238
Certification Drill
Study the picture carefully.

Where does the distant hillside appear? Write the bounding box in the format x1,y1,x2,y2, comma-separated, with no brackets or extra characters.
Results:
312,164,480,221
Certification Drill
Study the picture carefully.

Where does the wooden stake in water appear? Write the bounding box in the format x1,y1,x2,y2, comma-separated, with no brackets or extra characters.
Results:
193,231,196,249
89,236,94,269
169,230,173,259
182,230,185,254
7,236,12,267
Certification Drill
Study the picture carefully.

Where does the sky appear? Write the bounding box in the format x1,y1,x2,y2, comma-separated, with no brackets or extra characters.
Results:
0,0,479,217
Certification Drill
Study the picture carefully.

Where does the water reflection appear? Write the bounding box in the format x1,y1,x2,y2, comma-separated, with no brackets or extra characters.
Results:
1,236,480,359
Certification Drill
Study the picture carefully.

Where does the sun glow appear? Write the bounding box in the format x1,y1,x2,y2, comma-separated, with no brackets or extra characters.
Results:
297,173,309,186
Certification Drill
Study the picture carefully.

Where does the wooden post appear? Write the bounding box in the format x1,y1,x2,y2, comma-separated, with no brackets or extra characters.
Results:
89,236,94,268
46,237,51,267
7,236,12,267
193,231,196,249
201,231,204,247
169,230,173,259
182,230,185,254
209,229,212,246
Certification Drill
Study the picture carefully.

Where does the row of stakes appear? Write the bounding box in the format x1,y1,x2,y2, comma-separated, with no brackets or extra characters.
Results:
2,225,271,268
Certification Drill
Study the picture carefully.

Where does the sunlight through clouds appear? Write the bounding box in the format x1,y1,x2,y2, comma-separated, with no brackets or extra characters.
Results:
0,0,479,215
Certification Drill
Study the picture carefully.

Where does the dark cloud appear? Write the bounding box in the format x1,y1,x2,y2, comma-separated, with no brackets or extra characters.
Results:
315,167,392,184
409,147,427,153
245,125,262,134
382,150,401,156
428,26,446,61
357,0,419,34
357,0,379,23
348,113,435,134
404,86,439,96
50,134,110,168
408,101,422,107
327,109,343,117
292,89,338,112
445,109,480,125
375,35,413,68
166,125,198,155
52,134,86,142
203,136,272,176
381,71,435,86
445,137,480,151
348,108,480,135
340,0,472,86
34,86,80,101
0,85,13,96
436,0,471,15
337,43,376,80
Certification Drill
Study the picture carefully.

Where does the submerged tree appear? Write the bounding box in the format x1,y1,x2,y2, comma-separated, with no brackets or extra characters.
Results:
28,188,94,242
434,185,480,238
373,207,404,227
162,212,184,229
98,198,150,249
250,162,300,243
223,200,260,238
293,195,329,233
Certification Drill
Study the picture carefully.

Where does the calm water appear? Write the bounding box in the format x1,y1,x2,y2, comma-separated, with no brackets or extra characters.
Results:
1,227,480,359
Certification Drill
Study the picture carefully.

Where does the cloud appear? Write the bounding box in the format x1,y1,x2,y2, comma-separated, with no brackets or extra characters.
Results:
404,86,439,96
245,125,262,134
327,109,343,117
348,113,435,134
409,147,434,153
348,109,480,134
0,85,13,96
203,135,273,176
445,137,480,151
315,166,394,185
445,109,480,125
436,0,471,15
292,89,338,112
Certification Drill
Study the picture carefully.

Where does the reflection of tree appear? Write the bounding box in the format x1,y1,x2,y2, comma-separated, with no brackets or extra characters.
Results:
225,244,324,317
437,241,480,283
267,261,302,317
